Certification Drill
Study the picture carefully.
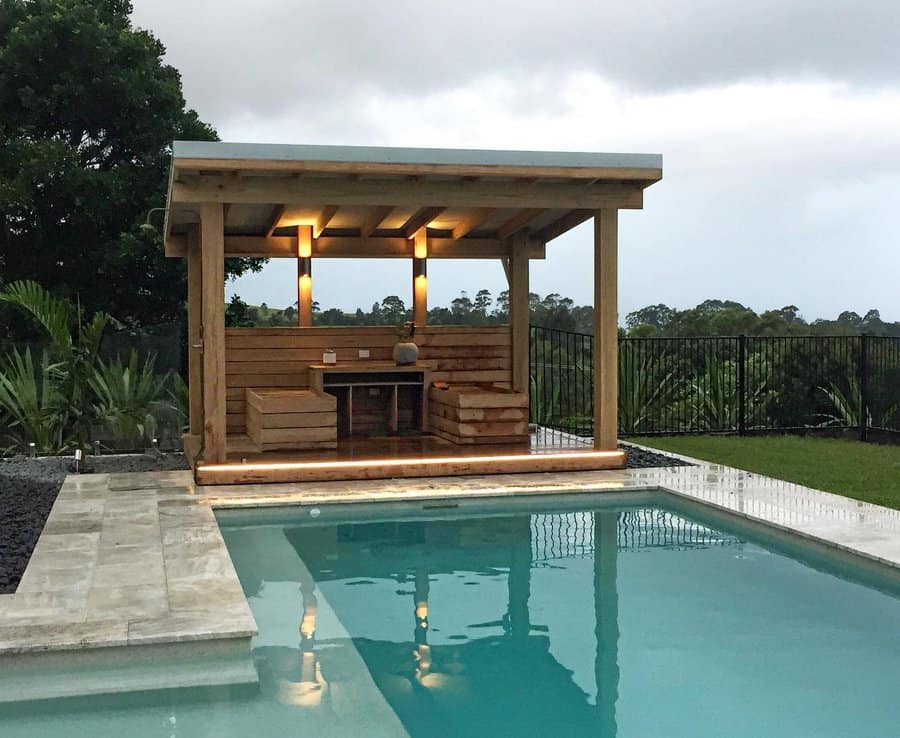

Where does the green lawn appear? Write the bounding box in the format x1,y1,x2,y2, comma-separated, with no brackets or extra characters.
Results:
630,434,900,510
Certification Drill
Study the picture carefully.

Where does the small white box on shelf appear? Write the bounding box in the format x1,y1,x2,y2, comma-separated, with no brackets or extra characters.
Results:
323,349,337,364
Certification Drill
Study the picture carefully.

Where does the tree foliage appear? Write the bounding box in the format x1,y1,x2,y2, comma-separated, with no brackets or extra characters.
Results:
625,300,900,338
229,288,898,338
0,0,262,333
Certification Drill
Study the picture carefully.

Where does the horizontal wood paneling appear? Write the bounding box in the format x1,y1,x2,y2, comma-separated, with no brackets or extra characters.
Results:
225,326,512,432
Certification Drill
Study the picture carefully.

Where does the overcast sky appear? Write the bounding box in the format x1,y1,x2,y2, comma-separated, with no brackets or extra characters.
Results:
133,1,900,322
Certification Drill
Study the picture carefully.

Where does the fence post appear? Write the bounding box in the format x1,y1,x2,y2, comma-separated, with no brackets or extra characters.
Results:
859,333,869,442
737,334,747,435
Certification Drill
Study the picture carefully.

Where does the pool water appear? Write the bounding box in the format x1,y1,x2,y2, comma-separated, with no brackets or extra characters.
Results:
2,493,899,737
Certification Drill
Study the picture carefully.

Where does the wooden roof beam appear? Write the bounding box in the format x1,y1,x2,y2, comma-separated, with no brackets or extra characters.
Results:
535,209,593,243
313,205,339,238
173,176,645,210
360,206,394,237
174,156,662,182
402,207,446,238
452,207,496,240
496,208,546,239
265,205,285,237
170,234,545,260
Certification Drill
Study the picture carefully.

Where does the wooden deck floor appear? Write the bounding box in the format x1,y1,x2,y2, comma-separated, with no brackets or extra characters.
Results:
194,431,625,485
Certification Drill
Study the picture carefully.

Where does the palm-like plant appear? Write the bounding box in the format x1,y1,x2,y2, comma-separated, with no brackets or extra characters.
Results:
817,377,869,428
692,359,738,431
168,372,190,431
0,347,70,453
90,351,172,449
0,280,110,447
529,368,561,427
618,351,685,433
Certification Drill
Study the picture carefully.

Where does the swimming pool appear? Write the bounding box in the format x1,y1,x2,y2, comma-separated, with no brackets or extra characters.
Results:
2,491,898,737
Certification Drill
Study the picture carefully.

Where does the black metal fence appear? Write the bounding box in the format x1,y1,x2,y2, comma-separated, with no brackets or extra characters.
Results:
529,325,900,440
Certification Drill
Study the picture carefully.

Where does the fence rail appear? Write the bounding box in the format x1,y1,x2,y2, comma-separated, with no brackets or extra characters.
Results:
529,326,900,440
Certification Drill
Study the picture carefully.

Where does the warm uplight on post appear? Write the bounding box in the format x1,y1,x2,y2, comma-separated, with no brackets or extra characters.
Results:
297,225,313,326
413,228,428,259
297,225,313,259
413,227,428,325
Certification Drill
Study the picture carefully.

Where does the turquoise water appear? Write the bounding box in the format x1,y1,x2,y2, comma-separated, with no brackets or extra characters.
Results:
2,493,899,737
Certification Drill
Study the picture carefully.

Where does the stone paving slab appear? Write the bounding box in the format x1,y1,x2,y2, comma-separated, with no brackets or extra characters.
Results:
0,471,256,656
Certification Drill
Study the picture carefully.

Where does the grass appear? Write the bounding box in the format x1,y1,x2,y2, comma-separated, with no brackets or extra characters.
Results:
630,434,900,510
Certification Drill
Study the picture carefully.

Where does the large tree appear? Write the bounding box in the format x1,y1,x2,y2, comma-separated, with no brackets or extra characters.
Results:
0,0,261,332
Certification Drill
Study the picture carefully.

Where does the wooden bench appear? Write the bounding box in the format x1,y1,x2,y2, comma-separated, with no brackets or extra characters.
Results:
246,388,337,451
428,384,529,445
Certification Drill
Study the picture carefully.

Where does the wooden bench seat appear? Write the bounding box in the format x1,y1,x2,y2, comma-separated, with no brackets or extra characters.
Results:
428,384,529,445
246,388,337,451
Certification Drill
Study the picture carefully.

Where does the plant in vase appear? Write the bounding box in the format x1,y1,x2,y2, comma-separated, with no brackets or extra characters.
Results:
393,321,419,365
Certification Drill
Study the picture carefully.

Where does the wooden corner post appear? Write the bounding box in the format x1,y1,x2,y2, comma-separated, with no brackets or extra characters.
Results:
185,225,203,459
297,225,313,327
412,228,428,326
593,209,618,451
200,202,227,464
509,232,530,393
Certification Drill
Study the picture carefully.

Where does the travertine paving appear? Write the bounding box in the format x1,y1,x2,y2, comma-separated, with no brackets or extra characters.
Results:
0,471,256,654
1,455,898,700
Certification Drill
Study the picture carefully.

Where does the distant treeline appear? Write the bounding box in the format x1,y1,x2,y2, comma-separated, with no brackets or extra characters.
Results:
226,292,900,338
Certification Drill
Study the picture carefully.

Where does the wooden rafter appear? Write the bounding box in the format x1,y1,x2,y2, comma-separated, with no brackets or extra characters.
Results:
173,176,645,210
313,205,339,238
402,207,446,238
265,204,285,237
535,209,593,243
360,205,394,237
497,208,546,239
452,207,496,240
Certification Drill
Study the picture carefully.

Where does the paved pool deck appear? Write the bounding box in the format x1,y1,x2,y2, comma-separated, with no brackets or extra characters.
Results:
1,456,898,700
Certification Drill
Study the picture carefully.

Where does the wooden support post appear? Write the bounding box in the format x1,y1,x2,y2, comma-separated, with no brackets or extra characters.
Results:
297,225,313,327
412,228,427,326
186,225,203,441
593,209,618,451
200,202,226,464
509,232,530,393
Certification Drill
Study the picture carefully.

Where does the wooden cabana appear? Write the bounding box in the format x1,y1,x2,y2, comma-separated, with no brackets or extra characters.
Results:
163,142,662,485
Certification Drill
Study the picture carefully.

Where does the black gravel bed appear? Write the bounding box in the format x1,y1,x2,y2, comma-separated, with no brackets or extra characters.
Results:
0,453,189,594
621,443,693,469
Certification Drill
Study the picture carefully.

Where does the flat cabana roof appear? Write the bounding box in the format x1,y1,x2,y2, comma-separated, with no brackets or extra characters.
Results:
164,141,662,259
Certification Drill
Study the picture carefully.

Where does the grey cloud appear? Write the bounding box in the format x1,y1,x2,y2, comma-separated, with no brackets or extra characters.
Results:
135,1,900,125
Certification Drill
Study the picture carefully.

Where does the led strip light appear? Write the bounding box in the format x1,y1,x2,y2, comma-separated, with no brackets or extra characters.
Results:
198,450,624,473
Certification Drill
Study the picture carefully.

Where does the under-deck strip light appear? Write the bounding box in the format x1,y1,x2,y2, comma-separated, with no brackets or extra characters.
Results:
197,449,624,473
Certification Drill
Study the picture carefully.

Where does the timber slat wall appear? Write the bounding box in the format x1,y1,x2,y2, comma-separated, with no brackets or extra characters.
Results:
225,325,512,433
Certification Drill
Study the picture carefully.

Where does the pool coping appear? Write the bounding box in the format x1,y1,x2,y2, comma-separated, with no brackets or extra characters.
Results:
1,455,898,700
